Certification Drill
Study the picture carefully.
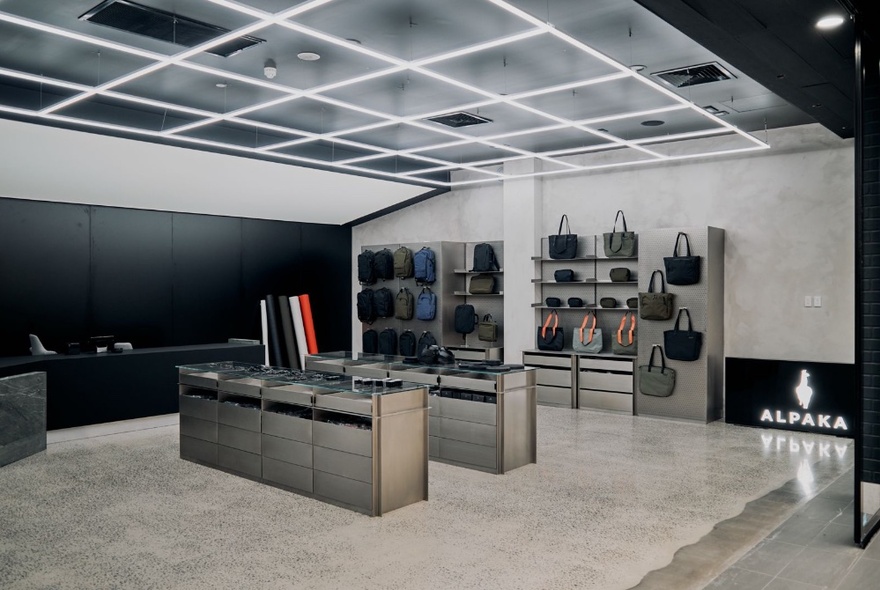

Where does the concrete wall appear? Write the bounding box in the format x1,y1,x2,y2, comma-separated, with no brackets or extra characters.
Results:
353,123,854,364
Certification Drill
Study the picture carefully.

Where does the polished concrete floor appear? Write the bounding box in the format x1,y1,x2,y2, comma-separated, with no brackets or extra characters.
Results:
0,407,871,590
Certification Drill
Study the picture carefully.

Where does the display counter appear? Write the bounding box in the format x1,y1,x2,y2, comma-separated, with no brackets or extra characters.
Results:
178,362,428,516
305,352,537,475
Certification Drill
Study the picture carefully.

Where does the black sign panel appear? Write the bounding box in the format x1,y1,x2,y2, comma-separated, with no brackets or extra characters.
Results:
725,358,855,438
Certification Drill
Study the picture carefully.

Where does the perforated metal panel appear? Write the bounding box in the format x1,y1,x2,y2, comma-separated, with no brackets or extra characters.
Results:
635,227,724,422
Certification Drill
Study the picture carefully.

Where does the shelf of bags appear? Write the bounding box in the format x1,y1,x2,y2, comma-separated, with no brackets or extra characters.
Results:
453,291,504,296
531,279,595,284
531,256,597,261
593,280,638,285
526,348,635,358
453,269,504,274
532,304,637,311
595,256,639,261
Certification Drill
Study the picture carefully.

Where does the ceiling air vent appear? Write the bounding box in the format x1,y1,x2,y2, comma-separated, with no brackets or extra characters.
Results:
652,62,735,88
80,0,265,57
427,112,493,128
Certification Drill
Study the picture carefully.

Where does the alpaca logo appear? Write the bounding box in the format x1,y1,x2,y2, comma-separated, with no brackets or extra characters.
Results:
795,369,813,410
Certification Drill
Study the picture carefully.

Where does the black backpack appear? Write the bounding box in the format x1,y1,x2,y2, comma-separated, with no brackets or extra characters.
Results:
379,328,398,355
373,248,394,280
358,250,376,285
374,287,394,318
362,329,378,353
472,243,500,272
454,304,478,334
399,330,417,357
417,331,437,357
357,288,376,324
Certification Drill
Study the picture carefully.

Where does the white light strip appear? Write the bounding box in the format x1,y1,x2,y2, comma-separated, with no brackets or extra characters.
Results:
413,28,546,66
632,128,733,145
0,67,90,92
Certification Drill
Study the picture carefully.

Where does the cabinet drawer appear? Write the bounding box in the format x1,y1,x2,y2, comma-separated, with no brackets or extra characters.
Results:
313,421,373,458
180,435,217,465
536,368,571,387
435,417,497,448
218,424,261,454
314,446,373,484
218,403,261,432
314,471,373,512
523,353,572,369
218,445,261,478
180,415,217,443
439,438,497,471
578,357,634,373
261,434,312,469
536,385,572,407
578,371,633,393
179,394,217,421
578,390,633,413
262,411,312,444
437,397,497,426
262,457,313,493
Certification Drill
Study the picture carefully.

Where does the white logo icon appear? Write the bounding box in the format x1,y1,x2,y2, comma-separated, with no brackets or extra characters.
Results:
795,369,813,410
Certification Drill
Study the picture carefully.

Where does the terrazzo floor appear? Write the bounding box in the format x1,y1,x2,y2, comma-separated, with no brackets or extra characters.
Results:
0,407,857,590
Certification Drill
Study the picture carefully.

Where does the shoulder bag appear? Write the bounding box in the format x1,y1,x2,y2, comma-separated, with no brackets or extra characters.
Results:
639,270,675,320
603,210,638,257
611,312,637,355
537,311,565,351
639,345,676,397
664,232,701,285
663,308,703,361
478,314,498,342
549,214,578,259
554,269,575,282
572,312,603,353
469,274,496,294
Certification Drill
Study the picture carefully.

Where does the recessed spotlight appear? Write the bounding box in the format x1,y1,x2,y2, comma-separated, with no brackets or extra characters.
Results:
641,120,665,127
629,64,647,73
215,82,227,88
297,51,321,61
816,15,845,30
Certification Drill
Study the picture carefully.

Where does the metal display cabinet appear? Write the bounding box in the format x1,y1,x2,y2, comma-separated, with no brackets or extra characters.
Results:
521,350,576,408
305,352,537,475
577,355,635,413
178,362,429,516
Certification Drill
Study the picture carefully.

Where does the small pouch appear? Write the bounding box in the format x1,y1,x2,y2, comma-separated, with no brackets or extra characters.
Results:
627,297,639,309
554,269,575,282
600,297,618,308
609,267,631,282
545,297,562,308
567,297,584,307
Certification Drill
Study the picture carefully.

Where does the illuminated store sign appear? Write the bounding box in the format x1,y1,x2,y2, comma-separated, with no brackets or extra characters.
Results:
725,358,854,438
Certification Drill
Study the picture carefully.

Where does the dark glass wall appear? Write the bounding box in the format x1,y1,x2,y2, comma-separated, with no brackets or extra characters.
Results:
0,197,351,356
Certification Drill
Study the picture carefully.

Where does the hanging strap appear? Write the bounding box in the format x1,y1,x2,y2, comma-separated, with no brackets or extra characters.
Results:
648,344,667,373
557,214,571,236
617,312,636,345
541,311,559,339
483,314,493,322
673,232,691,257
674,308,693,332
578,312,597,344
648,270,666,294
612,210,628,233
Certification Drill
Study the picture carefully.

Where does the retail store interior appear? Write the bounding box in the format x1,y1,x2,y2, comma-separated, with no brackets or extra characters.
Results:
1,1,879,589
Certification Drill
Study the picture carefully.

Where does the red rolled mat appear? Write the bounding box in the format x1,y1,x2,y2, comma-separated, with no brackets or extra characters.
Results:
299,294,319,354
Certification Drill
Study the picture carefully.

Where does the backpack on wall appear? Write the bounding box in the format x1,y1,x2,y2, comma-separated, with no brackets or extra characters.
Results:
373,248,394,281
362,329,378,353
416,287,437,320
399,330,417,357
417,331,437,357
413,247,436,284
454,304,478,334
357,250,376,285
374,287,394,318
471,243,500,272
394,246,414,278
395,288,414,320
357,288,376,324
379,328,398,355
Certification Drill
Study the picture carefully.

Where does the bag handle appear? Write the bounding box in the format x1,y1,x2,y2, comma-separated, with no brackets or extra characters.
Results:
673,308,693,332
482,314,493,322
648,269,666,294
557,214,571,236
647,344,667,373
673,232,692,257
612,210,628,233
541,311,559,340
616,312,636,345
578,311,597,344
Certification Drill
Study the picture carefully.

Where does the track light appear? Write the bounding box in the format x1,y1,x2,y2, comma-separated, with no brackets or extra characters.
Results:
263,59,277,79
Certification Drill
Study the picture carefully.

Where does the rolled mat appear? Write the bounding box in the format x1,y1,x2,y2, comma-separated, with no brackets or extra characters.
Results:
298,294,318,354
290,296,308,370
278,295,298,369
259,299,269,365
264,294,284,367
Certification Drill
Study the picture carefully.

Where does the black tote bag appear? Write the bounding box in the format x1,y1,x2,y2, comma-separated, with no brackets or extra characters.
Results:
549,214,578,259
537,311,565,351
664,232,701,285
663,308,703,361
639,270,675,321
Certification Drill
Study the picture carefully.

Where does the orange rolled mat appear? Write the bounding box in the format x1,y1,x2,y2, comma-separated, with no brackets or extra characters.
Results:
299,294,318,354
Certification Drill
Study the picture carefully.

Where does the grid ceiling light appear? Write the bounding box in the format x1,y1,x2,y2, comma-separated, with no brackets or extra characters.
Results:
0,0,768,188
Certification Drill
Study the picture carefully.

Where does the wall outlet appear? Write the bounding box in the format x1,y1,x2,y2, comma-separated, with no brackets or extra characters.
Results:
804,295,812,307
813,295,822,308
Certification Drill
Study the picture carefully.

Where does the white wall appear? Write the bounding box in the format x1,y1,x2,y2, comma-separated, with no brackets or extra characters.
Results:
353,124,854,364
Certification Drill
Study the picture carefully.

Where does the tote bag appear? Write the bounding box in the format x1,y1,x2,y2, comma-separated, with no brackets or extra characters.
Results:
572,312,603,353
664,232,700,285
639,270,674,321
537,311,565,351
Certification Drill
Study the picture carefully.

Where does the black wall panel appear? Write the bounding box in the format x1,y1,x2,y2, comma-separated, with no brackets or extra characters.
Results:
90,207,174,348
301,223,352,351
171,213,244,344
0,200,90,356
